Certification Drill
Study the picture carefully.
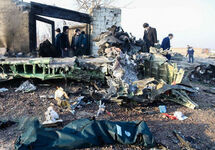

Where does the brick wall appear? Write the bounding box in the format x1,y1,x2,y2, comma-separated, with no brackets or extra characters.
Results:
90,7,121,55
0,0,30,53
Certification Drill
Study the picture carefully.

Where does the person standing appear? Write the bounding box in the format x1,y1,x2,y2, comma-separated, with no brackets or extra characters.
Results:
186,46,195,63
161,33,174,60
79,31,88,55
71,29,81,56
55,28,62,57
60,26,70,57
143,23,158,52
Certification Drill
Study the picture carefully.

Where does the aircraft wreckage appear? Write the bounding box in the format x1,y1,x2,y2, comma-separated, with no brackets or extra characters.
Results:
0,57,109,83
0,26,199,109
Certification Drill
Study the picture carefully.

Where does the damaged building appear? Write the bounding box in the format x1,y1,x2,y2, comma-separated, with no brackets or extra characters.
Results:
0,0,199,110
1,1,215,150
0,0,91,54
0,0,121,55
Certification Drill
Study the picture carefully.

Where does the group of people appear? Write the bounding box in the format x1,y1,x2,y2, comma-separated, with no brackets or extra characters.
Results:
55,26,88,58
143,23,194,63
55,24,194,63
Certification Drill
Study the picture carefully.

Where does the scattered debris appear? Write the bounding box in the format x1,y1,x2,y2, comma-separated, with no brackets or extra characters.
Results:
93,26,198,109
15,80,36,93
54,87,87,114
159,110,188,121
15,118,156,149
0,3,214,150
96,101,106,117
159,105,167,113
190,63,215,85
173,131,194,150
170,89,199,109
0,120,16,130
174,111,188,121
151,84,199,109
42,106,63,125
54,87,70,109
0,26,200,110
70,96,85,111
94,26,147,55
0,88,8,93
162,113,177,120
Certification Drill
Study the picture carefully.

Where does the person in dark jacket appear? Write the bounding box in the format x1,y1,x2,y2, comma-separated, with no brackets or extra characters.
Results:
71,29,81,56
143,23,158,52
79,31,88,55
60,26,70,57
55,28,62,57
161,33,174,60
186,46,194,63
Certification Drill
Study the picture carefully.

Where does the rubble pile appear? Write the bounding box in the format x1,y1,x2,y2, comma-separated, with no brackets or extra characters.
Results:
94,26,147,55
95,26,198,109
0,26,207,150
190,63,215,85
0,26,200,109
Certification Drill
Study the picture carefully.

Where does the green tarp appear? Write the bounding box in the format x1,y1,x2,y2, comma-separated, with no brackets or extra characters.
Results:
15,118,155,149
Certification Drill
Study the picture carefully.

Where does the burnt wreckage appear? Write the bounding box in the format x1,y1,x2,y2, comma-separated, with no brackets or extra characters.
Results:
0,25,198,110
0,1,198,109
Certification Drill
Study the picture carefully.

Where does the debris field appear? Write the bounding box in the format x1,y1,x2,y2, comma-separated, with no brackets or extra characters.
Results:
0,26,215,149
0,80,215,150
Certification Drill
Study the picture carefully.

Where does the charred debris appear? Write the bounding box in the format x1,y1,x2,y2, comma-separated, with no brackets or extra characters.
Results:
1,25,210,150
0,26,199,109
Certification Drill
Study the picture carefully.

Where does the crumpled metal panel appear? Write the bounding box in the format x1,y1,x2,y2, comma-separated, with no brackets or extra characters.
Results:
144,53,184,84
0,57,111,83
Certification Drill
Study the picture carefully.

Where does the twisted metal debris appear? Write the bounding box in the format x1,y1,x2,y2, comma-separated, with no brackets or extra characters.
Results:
0,26,199,109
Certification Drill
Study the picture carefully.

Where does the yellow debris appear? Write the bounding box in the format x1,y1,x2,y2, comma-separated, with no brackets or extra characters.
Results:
54,87,70,109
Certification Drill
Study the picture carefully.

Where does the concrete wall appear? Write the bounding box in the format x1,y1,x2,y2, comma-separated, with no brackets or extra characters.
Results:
0,0,30,53
90,7,121,55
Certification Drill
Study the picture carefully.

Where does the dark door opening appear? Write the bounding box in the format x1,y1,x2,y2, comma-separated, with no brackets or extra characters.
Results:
29,2,91,55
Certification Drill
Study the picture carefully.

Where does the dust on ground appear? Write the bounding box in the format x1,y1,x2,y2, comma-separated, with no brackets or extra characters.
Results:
0,79,215,150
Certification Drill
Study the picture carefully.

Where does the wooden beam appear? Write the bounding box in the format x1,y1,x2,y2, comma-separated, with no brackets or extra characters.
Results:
35,15,55,25
29,13,36,51
30,2,91,23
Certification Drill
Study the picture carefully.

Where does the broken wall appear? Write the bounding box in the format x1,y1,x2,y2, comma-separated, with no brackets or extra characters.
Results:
0,0,30,53
90,7,121,55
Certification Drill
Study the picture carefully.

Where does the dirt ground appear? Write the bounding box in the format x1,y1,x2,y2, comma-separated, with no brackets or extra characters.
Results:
0,79,215,150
